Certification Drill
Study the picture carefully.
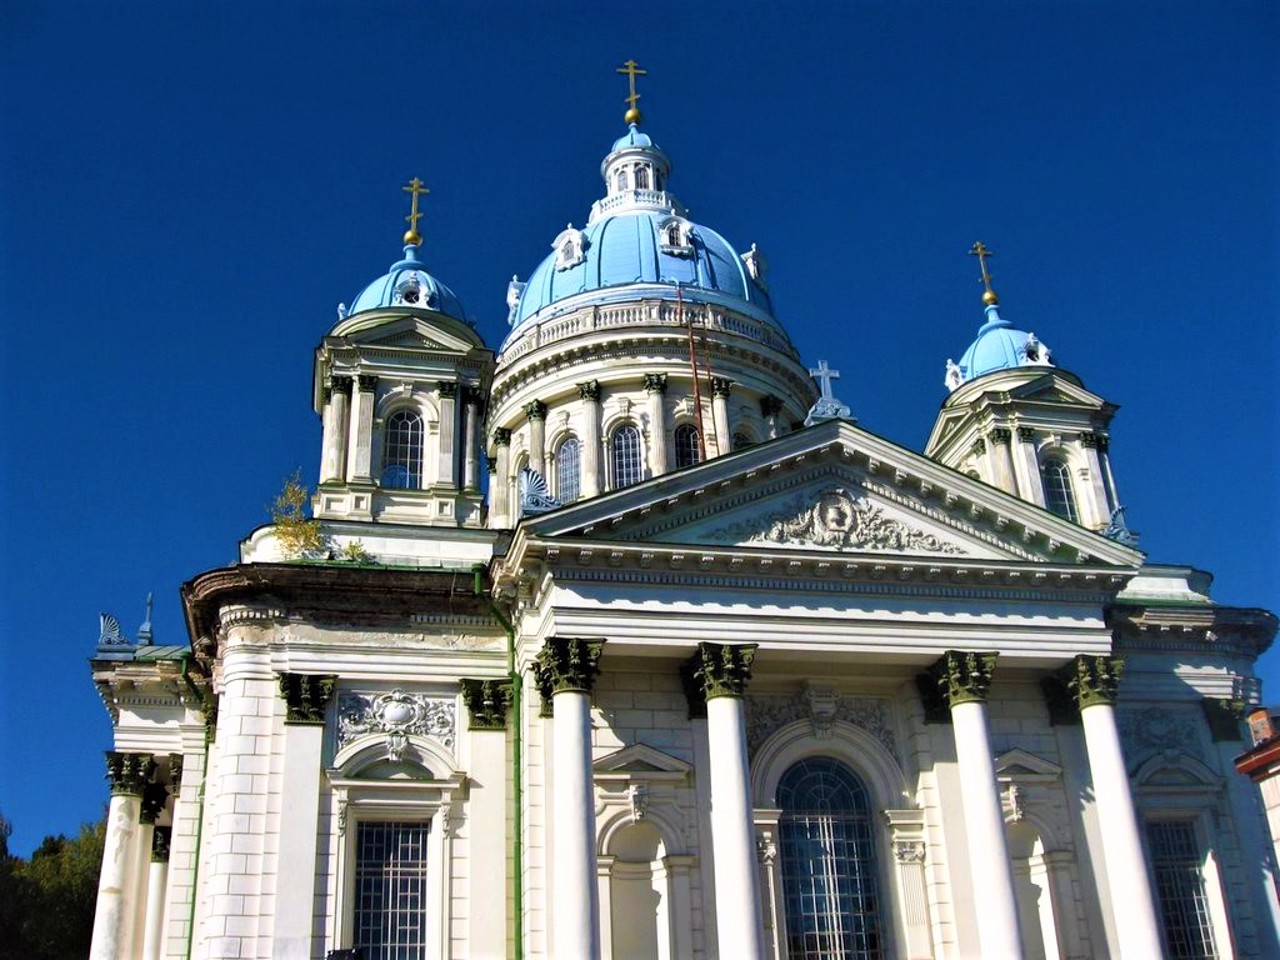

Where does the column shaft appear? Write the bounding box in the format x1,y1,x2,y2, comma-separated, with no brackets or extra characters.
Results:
988,429,1017,494
552,690,601,959
647,386,668,477
529,416,546,476
141,857,169,960
90,793,143,960
581,390,602,498
706,695,764,959
1080,703,1164,954
346,377,375,482
462,396,480,492
951,700,1024,958
492,438,511,527
274,723,326,958
438,384,458,488
320,379,351,484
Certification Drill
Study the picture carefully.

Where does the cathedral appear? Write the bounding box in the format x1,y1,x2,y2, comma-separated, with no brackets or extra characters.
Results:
89,64,1279,960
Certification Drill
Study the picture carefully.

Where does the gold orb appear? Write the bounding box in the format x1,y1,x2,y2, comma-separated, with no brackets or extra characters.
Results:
982,288,999,306
624,107,643,126
403,229,422,246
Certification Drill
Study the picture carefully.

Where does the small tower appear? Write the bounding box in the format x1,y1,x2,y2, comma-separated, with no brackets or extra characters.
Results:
925,243,1123,533
311,179,494,527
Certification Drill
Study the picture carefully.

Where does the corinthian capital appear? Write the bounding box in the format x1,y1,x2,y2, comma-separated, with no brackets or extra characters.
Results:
921,650,999,715
684,642,757,701
105,752,157,797
1062,654,1124,710
532,638,606,714
278,673,338,725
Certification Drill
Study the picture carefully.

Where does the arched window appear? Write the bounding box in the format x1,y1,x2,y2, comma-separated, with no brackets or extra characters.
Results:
611,425,643,489
381,410,424,489
778,758,884,960
1041,458,1078,522
615,169,629,192
556,437,581,503
674,425,701,469
635,164,650,189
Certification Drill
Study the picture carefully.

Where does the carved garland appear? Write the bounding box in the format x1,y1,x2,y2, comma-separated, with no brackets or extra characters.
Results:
336,690,456,760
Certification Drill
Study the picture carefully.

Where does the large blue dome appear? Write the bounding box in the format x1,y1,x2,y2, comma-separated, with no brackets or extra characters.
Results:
956,304,1050,381
347,245,468,322
508,210,775,336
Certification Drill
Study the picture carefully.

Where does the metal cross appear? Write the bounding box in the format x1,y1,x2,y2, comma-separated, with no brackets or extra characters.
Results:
809,360,840,400
617,59,647,111
969,241,996,295
402,177,430,236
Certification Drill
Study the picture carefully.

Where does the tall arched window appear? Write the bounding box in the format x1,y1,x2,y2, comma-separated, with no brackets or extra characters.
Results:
556,437,581,503
778,757,884,960
615,169,629,192
381,410,424,489
1041,458,1078,522
674,425,701,469
635,165,650,189
611,425,643,489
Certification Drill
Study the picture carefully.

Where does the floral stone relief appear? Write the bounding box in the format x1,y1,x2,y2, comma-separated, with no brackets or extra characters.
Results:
336,689,456,754
746,689,897,759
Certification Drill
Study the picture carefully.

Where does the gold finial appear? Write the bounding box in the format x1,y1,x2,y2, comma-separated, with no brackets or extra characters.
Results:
617,59,648,126
969,241,999,305
401,176,430,246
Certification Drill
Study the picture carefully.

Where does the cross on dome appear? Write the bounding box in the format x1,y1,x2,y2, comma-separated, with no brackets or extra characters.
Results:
402,177,430,247
617,59,648,125
969,240,999,306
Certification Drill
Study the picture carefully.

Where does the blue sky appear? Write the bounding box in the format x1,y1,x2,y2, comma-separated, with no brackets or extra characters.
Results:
1,1,1276,856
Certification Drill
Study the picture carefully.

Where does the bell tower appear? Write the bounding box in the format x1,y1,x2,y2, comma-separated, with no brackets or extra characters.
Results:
925,243,1127,536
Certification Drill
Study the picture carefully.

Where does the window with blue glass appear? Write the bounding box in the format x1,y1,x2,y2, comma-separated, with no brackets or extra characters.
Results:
556,437,581,503
381,411,424,489
611,425,642,489
1041,458,1078,521
674,424,701,469
778,757,884,960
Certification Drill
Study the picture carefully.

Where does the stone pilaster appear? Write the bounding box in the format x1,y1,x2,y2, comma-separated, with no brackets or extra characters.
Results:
685,642,762,959
490,427,512,527
987,427,1017,494
644,373,669,476
346,374,377,482
437,381,459,488
579,381,603,497
462,385,483,493
461,678,514,731
277,672,338,724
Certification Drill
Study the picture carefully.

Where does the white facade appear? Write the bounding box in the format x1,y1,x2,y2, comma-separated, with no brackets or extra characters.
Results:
89,105,1279,960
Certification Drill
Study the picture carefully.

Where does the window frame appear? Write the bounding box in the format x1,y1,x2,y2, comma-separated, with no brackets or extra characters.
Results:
673,423,701,469
1040,456,1078,522
609,424,644,490
555,435,582,503
381,408,426,490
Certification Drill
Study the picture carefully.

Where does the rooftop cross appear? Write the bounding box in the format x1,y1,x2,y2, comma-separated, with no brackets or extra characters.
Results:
809,360,840,400
968,240,999,305
402,177,430,247
617,59,648,126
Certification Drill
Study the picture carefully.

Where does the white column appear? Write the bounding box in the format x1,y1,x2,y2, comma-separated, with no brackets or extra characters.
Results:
711,378,733,457
988,428,1017,494
490,430,511,527
462,679,511,959
462,387,480,492
131,817,157,958
437,381,459,488
579,382,602,498
90,753,155,960
929,650,1023,959
690,716,719,960
346,374,376,482
644,374,668,476
1011,426,1040,502
536,638,605,960
274,674,336,960
142,830,170,960
320,376,352,484
690,642,763,960
1070,656,1163,956
526,400,547,477
1079,435,1113,527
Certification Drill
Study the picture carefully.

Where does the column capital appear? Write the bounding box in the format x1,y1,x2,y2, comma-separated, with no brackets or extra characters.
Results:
151,826,172,863
578,379,602,401
437,380,458,399
711,376,734,398
1061,654,1124,710
684,642,757,701
919,650,999,719
524,399,548,421
492,426,512,446
1081,431,1109,450
356,374,378,392
532,638,605,711
971,437,987,457
461,678,514,731
1016,426,1036,444
759,395,783,417
463,384,484,406
105,751,157,797
278,672,338,725
643,373,668,395
330,374,354,397
485,454,498,474
988,426,1012,445
168,752,185,786
139,781,168,824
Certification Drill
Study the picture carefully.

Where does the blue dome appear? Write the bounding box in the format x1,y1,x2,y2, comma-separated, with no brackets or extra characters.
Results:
348,245,468,322
957,305,1042,380
507,210,776,339
612,124,655,152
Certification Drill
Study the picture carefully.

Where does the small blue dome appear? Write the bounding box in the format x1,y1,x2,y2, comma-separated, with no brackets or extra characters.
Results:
348,245,468,322
957,305,1042,380
612,124,655,152
506,210,777,342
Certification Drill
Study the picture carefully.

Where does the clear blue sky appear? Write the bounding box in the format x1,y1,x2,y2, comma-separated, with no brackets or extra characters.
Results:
1,2,1276,856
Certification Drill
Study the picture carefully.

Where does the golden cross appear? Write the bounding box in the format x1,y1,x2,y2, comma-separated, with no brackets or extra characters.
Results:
617,59,648,123
402,177,430,245
968,241,999,304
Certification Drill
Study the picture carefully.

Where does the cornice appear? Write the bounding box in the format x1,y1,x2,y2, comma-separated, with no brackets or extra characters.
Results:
1109,602,1277,658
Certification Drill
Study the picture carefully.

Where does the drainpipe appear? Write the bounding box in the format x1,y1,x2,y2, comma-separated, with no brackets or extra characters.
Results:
473,563,524,960
179,653,212,960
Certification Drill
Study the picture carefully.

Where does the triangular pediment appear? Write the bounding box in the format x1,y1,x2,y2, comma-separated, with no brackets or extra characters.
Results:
593,743,692,778
995,748,1063,781
334,314,485,355
1008,373,1108,409
520,421,1144,568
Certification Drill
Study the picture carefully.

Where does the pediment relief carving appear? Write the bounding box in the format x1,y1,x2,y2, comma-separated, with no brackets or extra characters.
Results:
704,484,966,556
367,330,448,350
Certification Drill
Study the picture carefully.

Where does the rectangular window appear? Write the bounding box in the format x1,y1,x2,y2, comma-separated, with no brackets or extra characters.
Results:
354,821,431,960
1147,820,1218,959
